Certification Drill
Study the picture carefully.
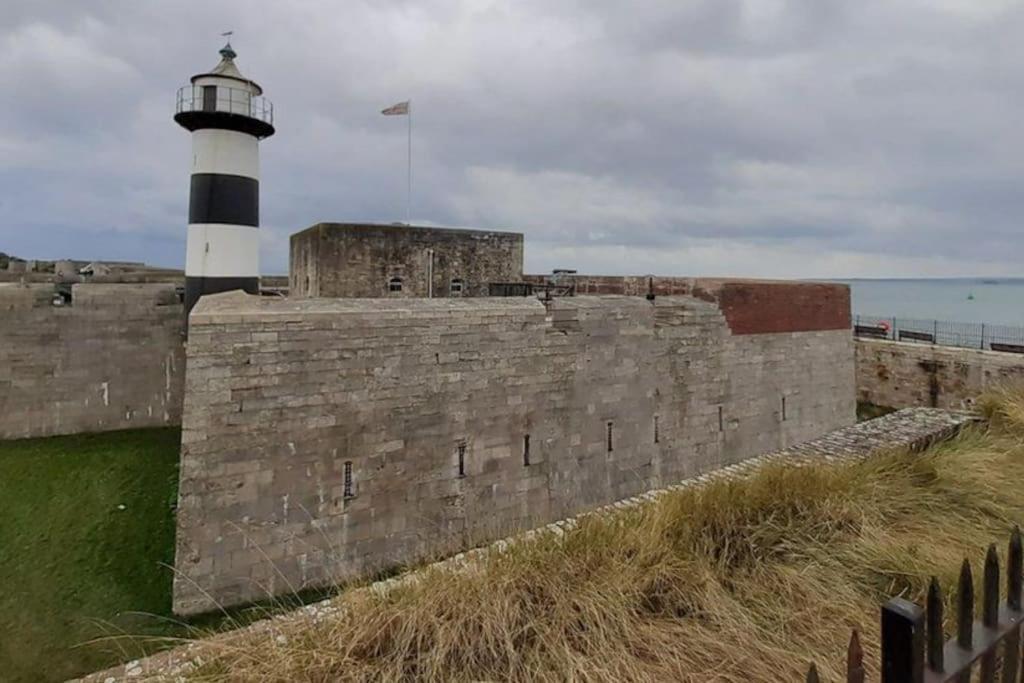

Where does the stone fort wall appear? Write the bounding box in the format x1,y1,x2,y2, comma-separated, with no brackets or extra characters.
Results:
856,338,1024,410
174,288,855,614
0,283,186,440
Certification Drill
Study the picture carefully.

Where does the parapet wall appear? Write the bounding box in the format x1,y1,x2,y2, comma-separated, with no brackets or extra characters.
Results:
524,275,851,334
0,283,186,440
174,290,855,614
856,338,1024,410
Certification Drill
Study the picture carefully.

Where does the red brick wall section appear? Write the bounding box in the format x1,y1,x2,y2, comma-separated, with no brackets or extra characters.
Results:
693,280,851,334
524,275,851,335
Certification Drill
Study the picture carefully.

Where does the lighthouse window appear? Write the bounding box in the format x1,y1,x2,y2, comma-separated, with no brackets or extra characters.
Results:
450,278,464,296
388,276,403,292
202,85,217,112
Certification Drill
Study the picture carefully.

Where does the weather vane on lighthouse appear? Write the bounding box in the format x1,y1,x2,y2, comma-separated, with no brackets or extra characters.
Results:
173,37,275,324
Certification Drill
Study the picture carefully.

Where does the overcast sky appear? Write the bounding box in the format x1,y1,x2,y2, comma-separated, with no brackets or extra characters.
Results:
2,1,1022,278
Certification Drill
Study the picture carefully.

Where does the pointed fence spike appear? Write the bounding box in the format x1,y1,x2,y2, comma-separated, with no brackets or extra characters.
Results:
1005,529,1024,683
984,544,1000,628
958,558,975,650
927,576,945,672
806,662,821,683
978,546,1001,683
847,630,865,683
1009,526,1022,612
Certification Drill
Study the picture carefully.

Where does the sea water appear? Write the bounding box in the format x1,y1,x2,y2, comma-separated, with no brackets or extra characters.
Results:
837,278,1024,327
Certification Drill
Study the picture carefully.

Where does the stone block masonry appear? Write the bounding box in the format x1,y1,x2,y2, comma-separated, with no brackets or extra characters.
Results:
174,291,854,615
0,283,185,440
290,222,524,298
856,339,1024,410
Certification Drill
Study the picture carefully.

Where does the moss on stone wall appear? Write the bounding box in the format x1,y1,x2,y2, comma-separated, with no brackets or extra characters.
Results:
857,401,897,422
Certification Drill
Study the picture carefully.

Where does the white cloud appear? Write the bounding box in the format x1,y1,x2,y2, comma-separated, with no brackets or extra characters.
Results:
0,20,139,90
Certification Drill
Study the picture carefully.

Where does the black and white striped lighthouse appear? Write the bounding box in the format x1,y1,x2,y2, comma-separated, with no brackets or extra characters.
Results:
174,41,274,317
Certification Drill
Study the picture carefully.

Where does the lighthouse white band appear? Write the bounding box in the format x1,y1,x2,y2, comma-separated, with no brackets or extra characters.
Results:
191,129,259,180
185,223,261,278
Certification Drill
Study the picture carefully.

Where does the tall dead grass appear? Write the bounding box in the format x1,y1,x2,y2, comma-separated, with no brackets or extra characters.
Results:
186,391,1024,682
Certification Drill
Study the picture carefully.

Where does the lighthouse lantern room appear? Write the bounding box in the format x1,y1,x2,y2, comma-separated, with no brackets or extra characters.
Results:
174,41,275,318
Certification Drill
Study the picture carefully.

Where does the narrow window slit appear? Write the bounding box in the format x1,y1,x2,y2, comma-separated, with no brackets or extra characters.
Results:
654,415,660,443
343,461,354,498
607,422,614,452
718,406,724,432
523,434,531,467
782,396,787,421
457,441,467,478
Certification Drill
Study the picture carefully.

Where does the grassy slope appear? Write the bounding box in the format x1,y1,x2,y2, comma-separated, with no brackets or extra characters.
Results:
0,429,181,683
186,390,1024,682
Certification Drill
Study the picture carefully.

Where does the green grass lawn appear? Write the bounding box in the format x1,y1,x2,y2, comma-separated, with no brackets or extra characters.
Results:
0,428,181,683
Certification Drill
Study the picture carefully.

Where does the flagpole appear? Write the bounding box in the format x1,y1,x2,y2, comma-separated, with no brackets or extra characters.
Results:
407,100,412,225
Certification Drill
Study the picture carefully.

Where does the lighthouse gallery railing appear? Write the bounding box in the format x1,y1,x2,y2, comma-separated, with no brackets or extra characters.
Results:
175,85,274,125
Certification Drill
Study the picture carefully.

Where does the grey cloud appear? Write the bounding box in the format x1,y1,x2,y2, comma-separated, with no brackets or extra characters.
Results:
2,0,1023,277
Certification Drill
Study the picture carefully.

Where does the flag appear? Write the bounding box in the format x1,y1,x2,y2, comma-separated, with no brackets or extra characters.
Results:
381,101,410,116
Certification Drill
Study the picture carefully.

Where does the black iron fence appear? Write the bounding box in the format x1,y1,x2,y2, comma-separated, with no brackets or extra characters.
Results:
488,282,576,298
808,527,1024,682
854,315,1024,354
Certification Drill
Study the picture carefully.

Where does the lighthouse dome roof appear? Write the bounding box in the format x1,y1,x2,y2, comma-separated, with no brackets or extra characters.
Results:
190,42,263,95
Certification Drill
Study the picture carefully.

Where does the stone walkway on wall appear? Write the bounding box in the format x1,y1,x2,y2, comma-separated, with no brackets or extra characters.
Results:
758,407,977,464
78,407,980,682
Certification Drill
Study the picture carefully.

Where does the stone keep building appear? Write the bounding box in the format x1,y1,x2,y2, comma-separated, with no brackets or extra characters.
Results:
289,222,524,298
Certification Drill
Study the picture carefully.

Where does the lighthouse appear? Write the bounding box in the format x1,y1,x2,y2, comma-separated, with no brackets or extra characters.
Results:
174,41,274,317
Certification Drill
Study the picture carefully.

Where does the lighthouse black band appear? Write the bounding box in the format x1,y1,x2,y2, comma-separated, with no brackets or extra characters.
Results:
174,111,275,139
184,276,259,316
189,174,259,226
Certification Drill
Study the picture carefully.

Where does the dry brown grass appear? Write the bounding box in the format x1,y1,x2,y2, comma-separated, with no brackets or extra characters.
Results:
978,385,1024,432
183,390,1024,682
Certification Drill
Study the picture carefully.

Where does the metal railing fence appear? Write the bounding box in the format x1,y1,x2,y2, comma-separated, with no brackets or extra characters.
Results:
175,85,274,125
853,314,1024,354
807,528,1024,683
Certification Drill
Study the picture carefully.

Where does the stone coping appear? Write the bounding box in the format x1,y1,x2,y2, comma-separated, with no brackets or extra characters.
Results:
187,290,724,323
296,222,526,239
75,407,978,682
857,337,1024,360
